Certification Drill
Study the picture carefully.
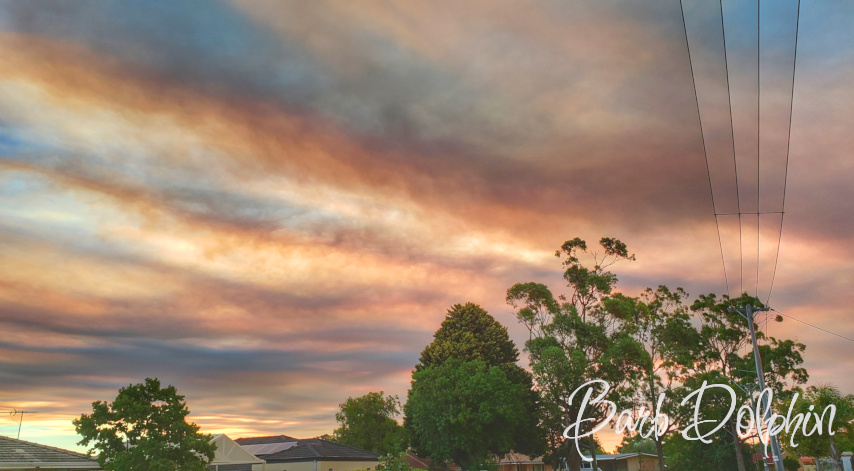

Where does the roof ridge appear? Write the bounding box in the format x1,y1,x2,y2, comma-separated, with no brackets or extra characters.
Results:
306,438,375,455
235,434,300,445
304,441,323,458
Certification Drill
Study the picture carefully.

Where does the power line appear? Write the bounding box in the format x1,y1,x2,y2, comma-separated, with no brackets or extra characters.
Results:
681,0,731,297
757,0,761,299
766,0,801,304
772,308,854,343
718,0,744,296
716,211,783,216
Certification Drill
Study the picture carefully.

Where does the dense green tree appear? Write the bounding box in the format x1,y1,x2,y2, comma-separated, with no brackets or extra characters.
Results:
506,237,648,471
408,302,544,462
685,294,808,471
662,433,747,471
781,384,854,471
376,452,414,471
74,378,215,471
782,455,801,471
331,391,407,456
616,434,657,454
405,359,530,471
416,303,520,371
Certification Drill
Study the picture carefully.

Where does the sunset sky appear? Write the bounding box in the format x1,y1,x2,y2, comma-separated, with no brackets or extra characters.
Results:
1,0,853,453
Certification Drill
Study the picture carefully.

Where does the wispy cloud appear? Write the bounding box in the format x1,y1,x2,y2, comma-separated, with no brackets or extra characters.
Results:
0,0,852,453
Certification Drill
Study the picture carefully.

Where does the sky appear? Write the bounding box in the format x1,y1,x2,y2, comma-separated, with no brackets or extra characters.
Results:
1,0,853,454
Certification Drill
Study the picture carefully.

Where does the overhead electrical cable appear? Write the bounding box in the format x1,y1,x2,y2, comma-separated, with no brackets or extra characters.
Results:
757,0,761,299
680,0,731,297
772,309,854,343
718,0,744,296
766,0,801,305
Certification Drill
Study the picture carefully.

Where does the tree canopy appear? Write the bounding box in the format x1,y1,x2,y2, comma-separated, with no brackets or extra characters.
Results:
405,359,530,471
507,237,648,471
506,237,813,471
331,391,407,456
405,303,543,469
416,302,520,371
74,378,215,471
781,384,854,471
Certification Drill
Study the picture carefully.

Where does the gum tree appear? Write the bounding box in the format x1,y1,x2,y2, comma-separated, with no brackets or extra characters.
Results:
506,237,648,471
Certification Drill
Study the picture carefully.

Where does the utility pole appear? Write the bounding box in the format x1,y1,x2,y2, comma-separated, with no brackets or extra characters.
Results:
730,303,784,471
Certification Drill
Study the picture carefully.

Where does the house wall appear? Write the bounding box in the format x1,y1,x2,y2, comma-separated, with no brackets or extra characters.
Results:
265,460,379,471
626,456,659,471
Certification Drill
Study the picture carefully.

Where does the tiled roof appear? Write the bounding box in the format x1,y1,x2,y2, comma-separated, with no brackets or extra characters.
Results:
234,435,299,445
405,453,432,470
497,453,545,465
0,435,99,468
262,439,378,462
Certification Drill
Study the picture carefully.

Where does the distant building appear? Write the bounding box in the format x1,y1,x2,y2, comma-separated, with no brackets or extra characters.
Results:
209,434,266,471
235,435,378,471
496,452,549,471
0,435,100,470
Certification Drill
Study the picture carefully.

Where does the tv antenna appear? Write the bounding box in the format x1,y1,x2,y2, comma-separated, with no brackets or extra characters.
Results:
1,406,38,440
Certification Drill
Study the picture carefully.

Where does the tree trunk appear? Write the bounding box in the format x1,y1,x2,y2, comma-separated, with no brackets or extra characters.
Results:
732,422,747,471
655,437,665,471
567,448,582,471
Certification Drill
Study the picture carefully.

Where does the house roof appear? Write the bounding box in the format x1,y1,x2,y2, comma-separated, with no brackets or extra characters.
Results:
0,435,100,469
405,453,433,470
235,435,299,445
209,434,265,466
497,453,545,465
405,453,461,471
261,438,378,463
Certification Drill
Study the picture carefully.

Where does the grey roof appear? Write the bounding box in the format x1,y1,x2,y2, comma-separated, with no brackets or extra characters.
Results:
0,435,99,469
234,435,299,445
261,439,378,463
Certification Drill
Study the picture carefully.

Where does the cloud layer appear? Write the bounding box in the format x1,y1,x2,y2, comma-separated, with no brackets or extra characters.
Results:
0,0,852,452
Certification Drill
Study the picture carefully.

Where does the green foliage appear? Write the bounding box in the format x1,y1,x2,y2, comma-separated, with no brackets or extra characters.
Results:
617,287,702,469
405,359,529,471
616,434,657,455
507,239,811,471
377,452,414,471
507,237,646,471
416,303,520,371
662,433,747,471
407,302,544,463
652,294,809,471
781,384,854,469
331,391,407,456
74,378,215,471
783,455,800,471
